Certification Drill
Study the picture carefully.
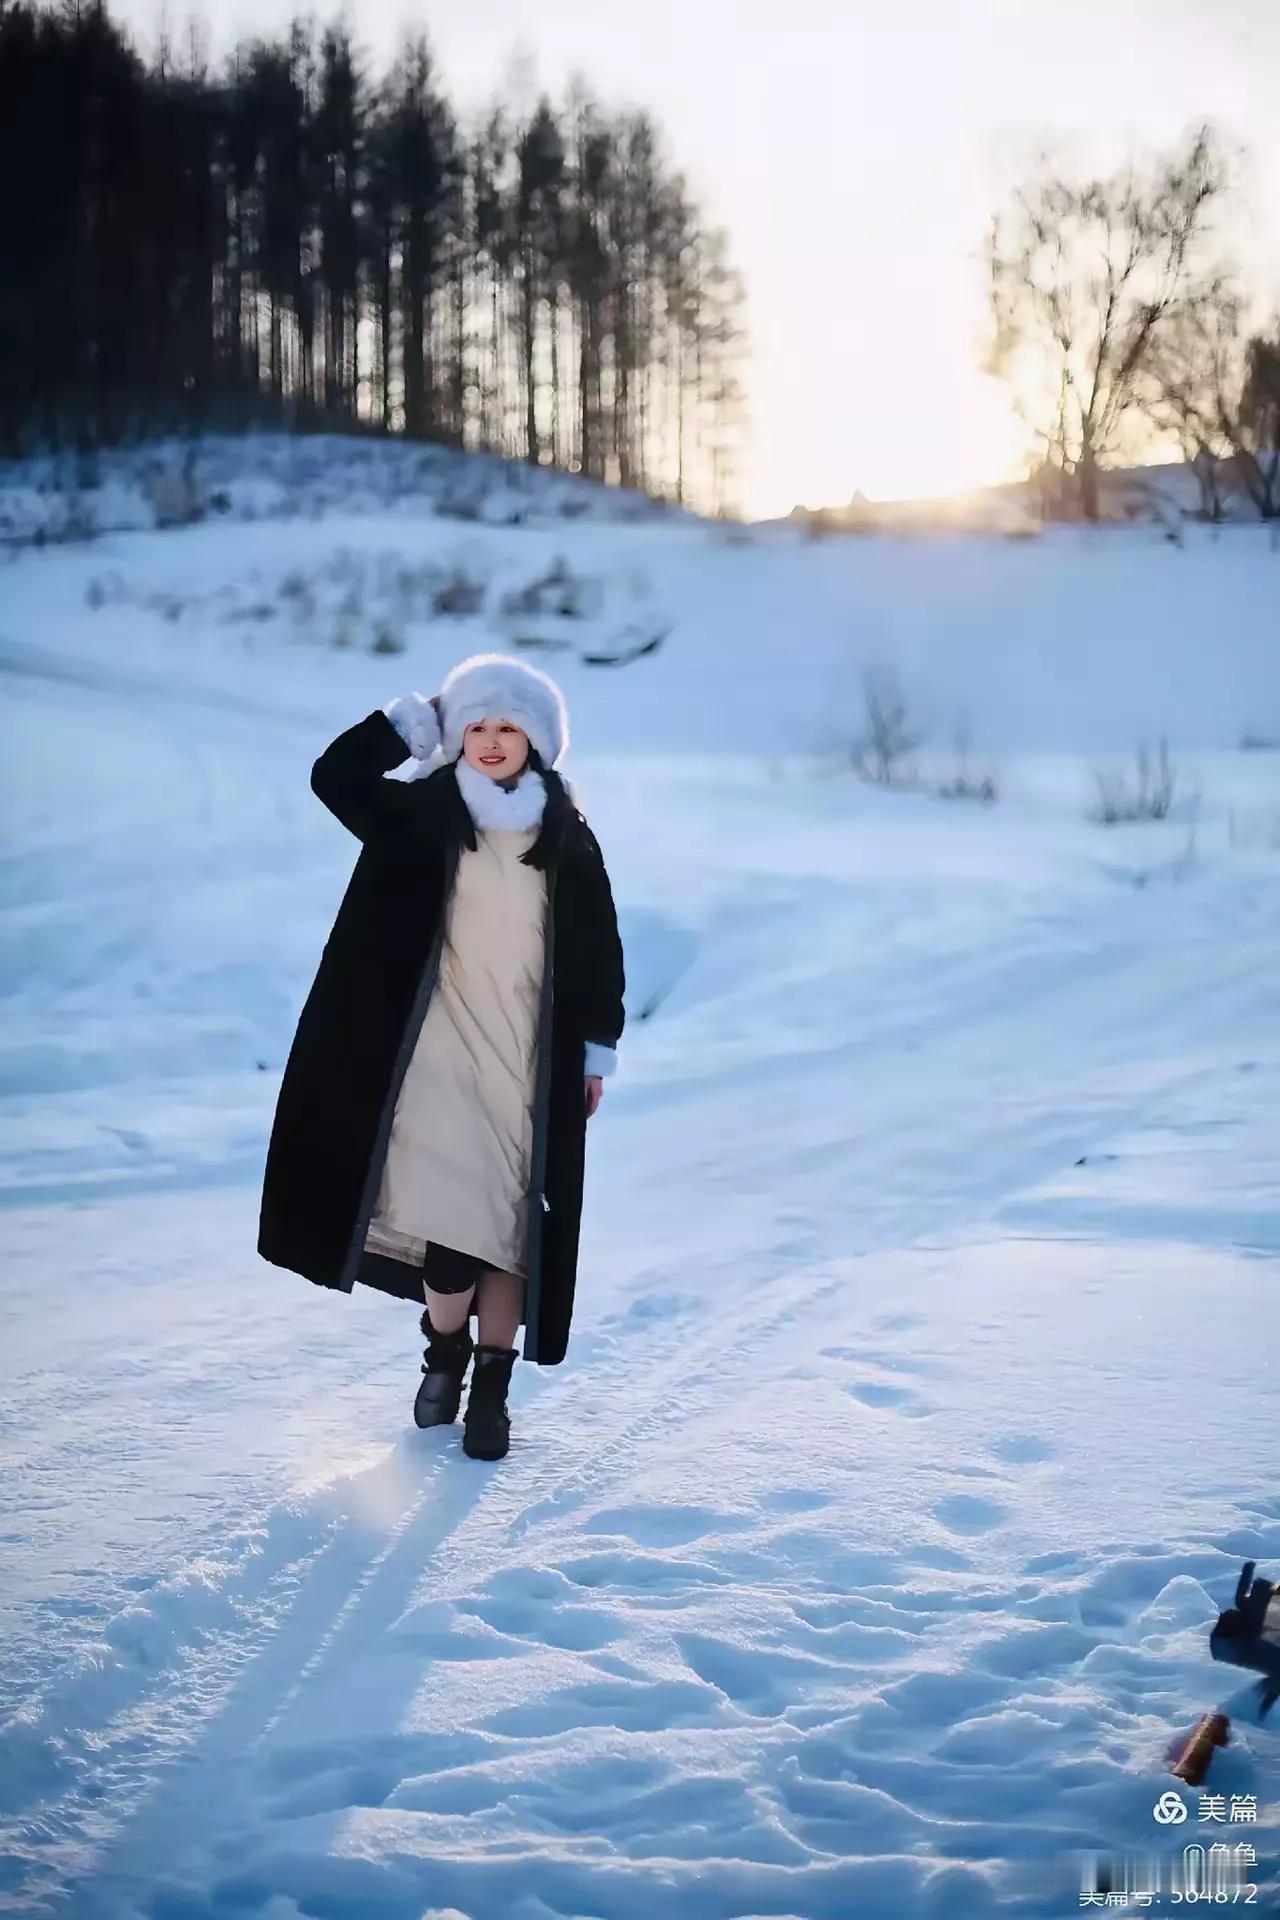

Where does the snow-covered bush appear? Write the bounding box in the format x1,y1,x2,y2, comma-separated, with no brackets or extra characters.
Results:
26,485,100,546
143,464,204,530
852,663,925,786
1088,739,1181,824
499,556,602,621
278,571,316,627
432,567,487,617
934,720,999,804
936,769,999,805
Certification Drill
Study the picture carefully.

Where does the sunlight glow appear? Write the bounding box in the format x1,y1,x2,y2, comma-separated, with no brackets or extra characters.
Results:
771,375,1032,517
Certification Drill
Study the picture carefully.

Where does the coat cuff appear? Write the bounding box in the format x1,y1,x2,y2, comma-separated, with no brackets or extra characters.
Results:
382,693,442,762
584,1040,617,1079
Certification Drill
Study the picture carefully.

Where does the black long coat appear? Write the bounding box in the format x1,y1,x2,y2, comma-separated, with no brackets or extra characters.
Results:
257,707,626,1365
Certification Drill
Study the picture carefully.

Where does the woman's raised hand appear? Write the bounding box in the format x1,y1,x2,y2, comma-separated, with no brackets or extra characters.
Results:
382,692,442,762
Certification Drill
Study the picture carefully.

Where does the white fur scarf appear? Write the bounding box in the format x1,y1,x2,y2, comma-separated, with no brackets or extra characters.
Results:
453,753,548,832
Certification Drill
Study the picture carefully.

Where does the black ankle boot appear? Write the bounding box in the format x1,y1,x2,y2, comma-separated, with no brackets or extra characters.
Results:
462,1344,517,1460
413,1306,474,1429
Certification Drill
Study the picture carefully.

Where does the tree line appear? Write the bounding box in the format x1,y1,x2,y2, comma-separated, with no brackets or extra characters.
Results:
0,0,748,515
986,125,1279,521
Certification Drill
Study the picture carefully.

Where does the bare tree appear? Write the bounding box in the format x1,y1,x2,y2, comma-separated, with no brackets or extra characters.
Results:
1139,278,1241,519
1140,281,1280,520
512,99,565,467
1235,331,1280,518
986,126,1226,520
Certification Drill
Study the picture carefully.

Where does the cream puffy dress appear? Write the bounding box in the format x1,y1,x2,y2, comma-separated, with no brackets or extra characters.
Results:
364,803,548,1279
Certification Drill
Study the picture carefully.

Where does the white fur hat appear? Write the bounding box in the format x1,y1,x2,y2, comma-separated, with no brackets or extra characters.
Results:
438,651,570,769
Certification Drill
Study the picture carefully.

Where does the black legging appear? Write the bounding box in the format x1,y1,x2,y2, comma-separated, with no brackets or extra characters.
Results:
421,1240,495,1296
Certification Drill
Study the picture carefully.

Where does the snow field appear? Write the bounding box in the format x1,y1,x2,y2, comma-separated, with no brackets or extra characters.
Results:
1,473,1278,1915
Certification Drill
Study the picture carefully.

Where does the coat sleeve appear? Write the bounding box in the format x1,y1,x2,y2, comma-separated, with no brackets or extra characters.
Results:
310,708,436,844
575,822,626,1070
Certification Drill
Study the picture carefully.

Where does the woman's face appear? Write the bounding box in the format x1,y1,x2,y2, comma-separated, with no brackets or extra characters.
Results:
462,716,530,782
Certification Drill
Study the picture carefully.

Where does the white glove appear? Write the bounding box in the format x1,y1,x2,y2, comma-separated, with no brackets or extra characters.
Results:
382,692,442,762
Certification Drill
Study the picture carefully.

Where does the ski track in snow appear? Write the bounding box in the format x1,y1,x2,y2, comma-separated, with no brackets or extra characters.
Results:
2,508,1280,1917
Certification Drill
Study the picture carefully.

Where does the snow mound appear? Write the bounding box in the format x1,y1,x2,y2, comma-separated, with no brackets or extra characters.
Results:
0,431,693,547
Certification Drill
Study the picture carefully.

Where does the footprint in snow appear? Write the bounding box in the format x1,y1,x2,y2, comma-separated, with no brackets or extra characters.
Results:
821,1343,939,1377
458,1591,618,1652
989,1433,1057,1466
758,1487,833,1514
675,1630,835,1716
579,1502,753,1549
1021,1547,1088,1576
268,1760,399,1819
931,1493,1009,1536
970,1619,1099,1680
819,1344,937,1418
484,1675,709,1739
846,1379,933,1418
561,1550,733,1593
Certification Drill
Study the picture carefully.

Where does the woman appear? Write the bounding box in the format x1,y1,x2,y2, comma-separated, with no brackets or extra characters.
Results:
257,652,625,1461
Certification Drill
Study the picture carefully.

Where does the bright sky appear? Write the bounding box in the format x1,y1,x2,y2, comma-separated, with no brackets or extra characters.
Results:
123,0,1280,518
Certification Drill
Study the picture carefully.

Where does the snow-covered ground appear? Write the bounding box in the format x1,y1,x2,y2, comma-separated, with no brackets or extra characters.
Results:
2,466,1279,1918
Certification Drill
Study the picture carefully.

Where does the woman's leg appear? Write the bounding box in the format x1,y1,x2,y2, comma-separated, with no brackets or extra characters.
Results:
421,1242,489,1334
475,1268,524,1348
424,1282,474,1334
